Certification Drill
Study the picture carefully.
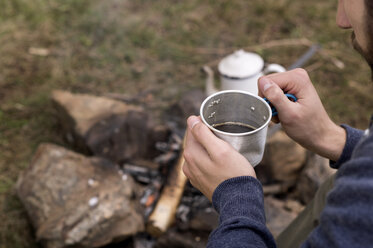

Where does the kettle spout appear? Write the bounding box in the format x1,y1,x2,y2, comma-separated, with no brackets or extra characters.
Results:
202,65,218,96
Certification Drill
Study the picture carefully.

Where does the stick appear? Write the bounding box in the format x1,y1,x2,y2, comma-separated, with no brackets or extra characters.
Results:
263,182,293,195
181,38,314,56
146,136,187,237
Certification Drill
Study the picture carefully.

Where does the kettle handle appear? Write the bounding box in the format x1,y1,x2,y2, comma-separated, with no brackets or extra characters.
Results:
263,63,286,75
203,65,219,96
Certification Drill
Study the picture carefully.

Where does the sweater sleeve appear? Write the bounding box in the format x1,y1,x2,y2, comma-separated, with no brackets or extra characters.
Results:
302,126,373,247
330,124,364,169
207,125,369,248
207,176,276,248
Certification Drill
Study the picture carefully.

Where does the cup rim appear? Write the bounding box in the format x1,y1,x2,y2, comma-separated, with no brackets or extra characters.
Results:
200,90,272,137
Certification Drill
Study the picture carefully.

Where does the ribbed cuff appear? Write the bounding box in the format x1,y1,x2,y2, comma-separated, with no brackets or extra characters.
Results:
330,124,363,169
212,176,265,224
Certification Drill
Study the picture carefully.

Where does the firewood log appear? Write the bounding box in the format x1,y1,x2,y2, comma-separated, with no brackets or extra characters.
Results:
147,136,187,237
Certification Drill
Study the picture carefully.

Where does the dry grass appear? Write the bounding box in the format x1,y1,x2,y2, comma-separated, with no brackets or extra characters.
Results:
0,0,372,247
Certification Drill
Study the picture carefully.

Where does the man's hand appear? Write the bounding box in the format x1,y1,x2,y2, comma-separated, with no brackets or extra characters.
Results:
182,116,256,201
258,68,346,161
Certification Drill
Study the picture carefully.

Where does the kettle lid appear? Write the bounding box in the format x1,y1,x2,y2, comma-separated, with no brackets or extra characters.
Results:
218,49,264,78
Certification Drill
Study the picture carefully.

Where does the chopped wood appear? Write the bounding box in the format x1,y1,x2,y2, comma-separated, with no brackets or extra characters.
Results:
147,136,188,237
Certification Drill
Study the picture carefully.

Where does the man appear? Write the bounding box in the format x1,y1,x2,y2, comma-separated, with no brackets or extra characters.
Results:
183,0,373,247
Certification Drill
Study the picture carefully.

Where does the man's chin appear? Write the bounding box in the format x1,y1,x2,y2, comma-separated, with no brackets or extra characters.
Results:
351,32,373,79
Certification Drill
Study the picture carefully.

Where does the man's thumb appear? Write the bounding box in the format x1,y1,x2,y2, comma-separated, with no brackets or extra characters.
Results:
258,77,291,114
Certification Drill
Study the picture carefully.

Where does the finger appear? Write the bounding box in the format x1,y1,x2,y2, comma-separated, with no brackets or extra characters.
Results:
187,115,229,157
184,129,216,181
259,68,311,98
271,116,280,123
258,90,264,98
259,77,296,116
182,163,203,197
184,128,212,166
182,161,200,186
182,161,191,178
187,178,199,193
258,80,265,98
185,127,210,160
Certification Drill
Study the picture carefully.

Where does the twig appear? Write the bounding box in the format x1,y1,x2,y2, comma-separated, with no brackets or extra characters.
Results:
203,38,315,67
263,183,292,195
305,61,324,72
245,38,313,51
263,184,283,195
180,38,314,56
104,88,156,104
319,49,345,69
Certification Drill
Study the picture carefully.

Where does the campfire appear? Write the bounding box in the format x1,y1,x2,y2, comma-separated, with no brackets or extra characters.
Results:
16,89,334,248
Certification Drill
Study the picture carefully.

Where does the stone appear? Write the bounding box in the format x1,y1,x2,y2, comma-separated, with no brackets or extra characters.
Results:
295,152,336,204
167,89,206,129
154,229,207,248
16,143,144,248
264,196,297,238
188,208,219,232
284,199,305,214
257,130,307,184
52,90,141,138
52,90,169,163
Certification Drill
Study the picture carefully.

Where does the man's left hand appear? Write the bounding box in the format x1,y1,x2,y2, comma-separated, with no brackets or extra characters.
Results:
183,115,256,201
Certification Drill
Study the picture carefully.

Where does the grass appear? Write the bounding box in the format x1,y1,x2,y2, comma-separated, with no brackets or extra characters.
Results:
0,0,372,247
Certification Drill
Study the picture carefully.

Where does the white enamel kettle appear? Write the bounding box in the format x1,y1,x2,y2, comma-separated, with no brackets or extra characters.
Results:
206,49,286,96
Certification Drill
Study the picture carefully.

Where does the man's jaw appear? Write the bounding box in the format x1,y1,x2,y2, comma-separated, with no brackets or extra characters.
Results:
351,32,373,79
351,32,365,56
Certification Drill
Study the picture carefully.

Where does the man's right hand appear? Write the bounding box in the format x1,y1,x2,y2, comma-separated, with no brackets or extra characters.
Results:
258,68,346,162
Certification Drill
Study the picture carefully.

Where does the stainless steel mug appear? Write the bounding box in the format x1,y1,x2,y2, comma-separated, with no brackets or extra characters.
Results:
200,90,272,166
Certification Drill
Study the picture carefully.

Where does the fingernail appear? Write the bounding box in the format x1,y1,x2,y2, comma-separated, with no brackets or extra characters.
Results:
188,116,200,130
259,77,273,92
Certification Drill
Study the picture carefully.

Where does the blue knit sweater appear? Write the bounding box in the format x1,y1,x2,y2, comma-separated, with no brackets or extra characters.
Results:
208,121,373,248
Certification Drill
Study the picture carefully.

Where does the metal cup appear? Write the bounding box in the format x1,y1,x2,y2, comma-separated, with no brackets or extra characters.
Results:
200,90,272,166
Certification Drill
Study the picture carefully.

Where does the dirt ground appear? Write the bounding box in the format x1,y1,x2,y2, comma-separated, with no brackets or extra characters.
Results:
0,0,372,247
